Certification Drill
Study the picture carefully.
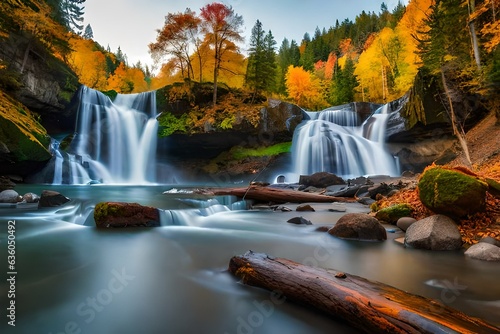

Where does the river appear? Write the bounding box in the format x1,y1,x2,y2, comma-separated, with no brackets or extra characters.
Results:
0,184,499,334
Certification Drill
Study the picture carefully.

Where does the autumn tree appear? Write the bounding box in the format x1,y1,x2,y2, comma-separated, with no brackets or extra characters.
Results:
285,65,326,109
200,2,244,105
245,20,277,96
149,9,201,80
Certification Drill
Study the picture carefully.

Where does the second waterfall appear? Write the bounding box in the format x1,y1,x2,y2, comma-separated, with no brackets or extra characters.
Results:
292,104,400,179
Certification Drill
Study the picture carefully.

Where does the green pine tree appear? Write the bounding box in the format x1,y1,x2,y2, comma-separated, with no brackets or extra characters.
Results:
60,0,86,34
245,21,277,96
329,57,359,105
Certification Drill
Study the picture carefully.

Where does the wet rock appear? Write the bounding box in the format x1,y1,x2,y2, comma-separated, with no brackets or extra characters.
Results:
274,205,292,212
0,176,16,192
0,189,22,203
418,167,488,217
287,216,312,225
397,217,417,232
325,184,365,197
302,186,323,193
299,172,345,188
394,237,406,245
296,204,315,212
375,204,413,224
23,192,40,203
368,183,393,199
404,215,462,250
328,213,387,241
38,190,70,208
478,236,500,248
328,203,347,212
315,226,330,232
357,197,375,205
94,202,160,228
485,178,500,199
464,243,500,261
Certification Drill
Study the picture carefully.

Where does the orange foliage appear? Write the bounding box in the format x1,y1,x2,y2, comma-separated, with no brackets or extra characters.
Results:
339,38,353,55
285,65,326,109
324,53,337,80
68,38,108,90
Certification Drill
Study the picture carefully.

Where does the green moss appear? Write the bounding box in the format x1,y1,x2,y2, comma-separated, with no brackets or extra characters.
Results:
0,92,51,162
418,167,488,209
94,202,123,226
230,142,292,160
375,203,413,224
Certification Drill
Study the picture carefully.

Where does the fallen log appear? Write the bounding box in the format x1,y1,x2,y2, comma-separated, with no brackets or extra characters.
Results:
200,185,354,203
229,251,500,334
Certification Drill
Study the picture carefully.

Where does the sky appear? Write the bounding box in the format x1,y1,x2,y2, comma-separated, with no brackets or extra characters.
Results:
84,0,409,70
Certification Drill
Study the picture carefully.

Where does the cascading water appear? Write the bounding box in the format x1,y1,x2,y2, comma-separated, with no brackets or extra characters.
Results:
51,86,158,184
292,104,399,179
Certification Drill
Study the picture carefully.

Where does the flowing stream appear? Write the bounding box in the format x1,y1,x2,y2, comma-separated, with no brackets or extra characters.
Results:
0,185,499,334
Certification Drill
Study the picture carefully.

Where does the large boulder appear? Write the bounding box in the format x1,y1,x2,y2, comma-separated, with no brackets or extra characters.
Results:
94,202,160,228
328,213,387,241
464,243,500,261
418,167,488,217
404,215,463,250
38,190,70,208
299,172,345,188
0,189,22,203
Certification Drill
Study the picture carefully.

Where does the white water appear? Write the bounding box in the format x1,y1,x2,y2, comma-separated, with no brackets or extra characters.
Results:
52,87,158,184
292,104,399,179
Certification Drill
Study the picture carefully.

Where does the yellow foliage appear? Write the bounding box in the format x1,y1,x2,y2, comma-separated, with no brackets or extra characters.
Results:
285,65,326,110
354,0,432,102
68,38,108,90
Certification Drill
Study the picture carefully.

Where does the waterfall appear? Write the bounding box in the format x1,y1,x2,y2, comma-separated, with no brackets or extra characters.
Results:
292,103,399,179
53,86,158,184
318,107,360,127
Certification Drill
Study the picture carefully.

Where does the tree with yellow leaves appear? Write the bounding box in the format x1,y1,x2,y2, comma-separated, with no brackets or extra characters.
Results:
285,65,326,109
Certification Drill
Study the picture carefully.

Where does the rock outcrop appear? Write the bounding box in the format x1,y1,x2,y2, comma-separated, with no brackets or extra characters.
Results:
328,213,387,241
404,215,463,251
418,166,488,217
94,202,160,228
38,190,70,208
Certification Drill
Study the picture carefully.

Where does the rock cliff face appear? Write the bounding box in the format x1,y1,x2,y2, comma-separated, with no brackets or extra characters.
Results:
383,69,490,173
0,32,80,176
0,91,51,176
159,99,306,160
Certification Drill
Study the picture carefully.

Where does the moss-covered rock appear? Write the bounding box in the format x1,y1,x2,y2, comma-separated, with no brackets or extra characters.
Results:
375,203,413,224
94,202,160,228
418,166,488,217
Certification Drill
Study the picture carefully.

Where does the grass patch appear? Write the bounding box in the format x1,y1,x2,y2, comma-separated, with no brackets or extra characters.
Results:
230,142,292,160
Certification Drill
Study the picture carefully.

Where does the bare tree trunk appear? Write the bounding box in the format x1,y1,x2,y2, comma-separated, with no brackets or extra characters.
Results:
229,251,500,334
468,0,482,70
441,69,472,167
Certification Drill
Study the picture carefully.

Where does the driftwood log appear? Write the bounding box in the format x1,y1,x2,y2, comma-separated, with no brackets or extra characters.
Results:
199,185,354,203
229,251,500,334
